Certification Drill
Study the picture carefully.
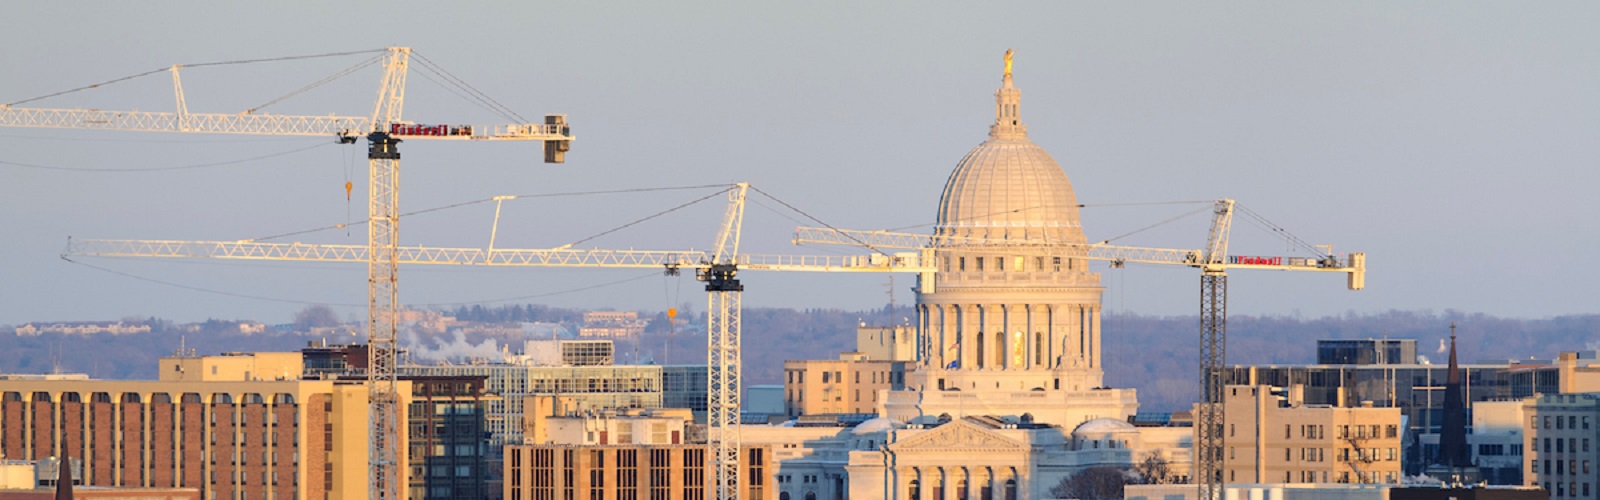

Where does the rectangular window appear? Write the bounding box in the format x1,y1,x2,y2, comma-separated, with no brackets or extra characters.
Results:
1052,257,1062,272
976,257,984,271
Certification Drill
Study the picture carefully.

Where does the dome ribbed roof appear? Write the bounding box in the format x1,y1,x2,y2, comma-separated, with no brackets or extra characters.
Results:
934,69,1085,244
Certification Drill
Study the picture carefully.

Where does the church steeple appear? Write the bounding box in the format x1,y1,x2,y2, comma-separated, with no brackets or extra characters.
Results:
56,431,73,500
1437,322,1472,468
989,48,1028,140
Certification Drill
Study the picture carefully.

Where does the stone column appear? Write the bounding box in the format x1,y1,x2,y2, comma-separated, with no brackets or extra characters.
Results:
1089,305,1101,369
919,467,932,500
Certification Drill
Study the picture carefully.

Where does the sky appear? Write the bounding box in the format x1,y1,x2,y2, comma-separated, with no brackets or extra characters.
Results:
2,2,1598,325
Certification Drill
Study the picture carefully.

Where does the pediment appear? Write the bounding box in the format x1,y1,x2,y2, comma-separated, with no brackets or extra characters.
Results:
889,419,1027,453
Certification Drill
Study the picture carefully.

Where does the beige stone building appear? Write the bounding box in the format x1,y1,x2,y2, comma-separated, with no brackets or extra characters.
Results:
856,325,916,362
1217,384,1402,485
782,353,906,418
1522,393,1597,500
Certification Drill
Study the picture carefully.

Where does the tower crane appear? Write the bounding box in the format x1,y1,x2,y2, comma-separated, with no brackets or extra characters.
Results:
7,46,574,499
64,183,933,500
792,198,1365,500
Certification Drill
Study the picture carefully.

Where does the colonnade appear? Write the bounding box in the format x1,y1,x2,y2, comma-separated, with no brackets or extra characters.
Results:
915,303,1099,373
901,466,1023,500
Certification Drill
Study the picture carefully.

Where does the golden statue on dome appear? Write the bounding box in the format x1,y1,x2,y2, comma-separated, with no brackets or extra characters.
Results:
1004,48,1015,77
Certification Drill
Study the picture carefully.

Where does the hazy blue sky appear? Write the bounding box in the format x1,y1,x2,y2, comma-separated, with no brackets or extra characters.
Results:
3,3,1597,325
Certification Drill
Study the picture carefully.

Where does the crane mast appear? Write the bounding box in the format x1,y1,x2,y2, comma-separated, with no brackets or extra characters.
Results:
699,184,749,500
9,46,573,499
1196,199,1234,500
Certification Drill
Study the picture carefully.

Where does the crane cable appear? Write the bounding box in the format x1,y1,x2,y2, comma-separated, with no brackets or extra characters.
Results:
411,52,528,124
60,255,663,308
245,54,384,116
746,184,891,257
1095,205,1213,245
0,141,332,172
4,49,386,107
251,183,738,243
561,186,736,248
1234,204,1327,256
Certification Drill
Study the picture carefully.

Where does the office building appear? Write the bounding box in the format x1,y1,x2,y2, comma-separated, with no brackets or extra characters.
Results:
1523,393,1598,500
1217,384,1403,484
782,354,906,418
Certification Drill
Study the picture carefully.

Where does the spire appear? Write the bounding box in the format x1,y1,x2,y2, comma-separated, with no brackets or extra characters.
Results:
1437,321,1472,468
55,432,73,500
989,48,1028,140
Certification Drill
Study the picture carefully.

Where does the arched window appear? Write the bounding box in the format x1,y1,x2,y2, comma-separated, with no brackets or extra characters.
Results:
908,480,920,500
781,492,791,500
1004,479,1017,500
805,492,816,500
958,478,969,500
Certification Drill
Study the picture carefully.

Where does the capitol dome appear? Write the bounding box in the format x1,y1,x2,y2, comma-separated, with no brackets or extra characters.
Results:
935,68,1086,244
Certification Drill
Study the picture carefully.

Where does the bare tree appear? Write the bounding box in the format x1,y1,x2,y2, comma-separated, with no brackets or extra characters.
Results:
1050,467,1130,500
1132,452,1174,485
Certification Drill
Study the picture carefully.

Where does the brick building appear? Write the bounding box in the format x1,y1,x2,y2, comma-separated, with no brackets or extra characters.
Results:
0,368,404,499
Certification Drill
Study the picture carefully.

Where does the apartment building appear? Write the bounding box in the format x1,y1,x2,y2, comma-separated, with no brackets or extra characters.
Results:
782,353,906,418
1523,393,1598,500
1219,384,1403,485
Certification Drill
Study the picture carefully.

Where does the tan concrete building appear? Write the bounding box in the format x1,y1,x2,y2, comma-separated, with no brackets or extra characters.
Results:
1522,393,1597,500
856,325,916,362
521,396,693,446
783,353,907,418
158,351,304,382
0,370,407,500
1217,384,1402,485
